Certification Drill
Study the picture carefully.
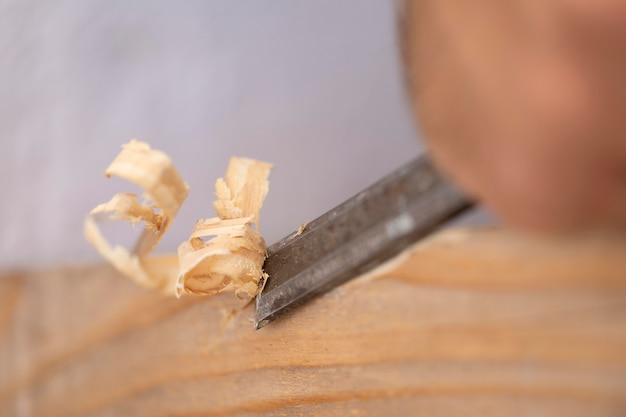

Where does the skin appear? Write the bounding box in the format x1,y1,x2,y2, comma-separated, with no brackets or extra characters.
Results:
401,0,626,233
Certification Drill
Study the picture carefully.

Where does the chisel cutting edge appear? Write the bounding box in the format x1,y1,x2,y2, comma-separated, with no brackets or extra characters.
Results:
254,155,474,329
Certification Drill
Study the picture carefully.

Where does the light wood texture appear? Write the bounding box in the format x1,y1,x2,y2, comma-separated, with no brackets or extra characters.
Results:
1,228,625,416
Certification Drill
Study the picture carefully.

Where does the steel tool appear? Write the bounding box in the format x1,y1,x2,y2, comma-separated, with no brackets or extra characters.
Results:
255,155,473,329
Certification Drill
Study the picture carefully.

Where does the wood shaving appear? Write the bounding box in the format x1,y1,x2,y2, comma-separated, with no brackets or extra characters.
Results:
176,157,272,299
84,140,272,300
84,140,189,291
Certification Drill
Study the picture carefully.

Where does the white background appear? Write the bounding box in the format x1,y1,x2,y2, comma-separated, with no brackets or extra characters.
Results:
0,0,491,270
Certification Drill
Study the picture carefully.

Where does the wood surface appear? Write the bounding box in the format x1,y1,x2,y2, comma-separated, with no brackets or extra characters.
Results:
1,228,625,416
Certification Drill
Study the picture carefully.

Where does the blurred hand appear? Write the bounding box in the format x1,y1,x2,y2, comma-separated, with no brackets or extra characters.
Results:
402,0,626,232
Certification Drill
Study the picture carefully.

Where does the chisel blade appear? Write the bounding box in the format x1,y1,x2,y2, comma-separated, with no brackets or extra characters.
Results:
254,155,473,329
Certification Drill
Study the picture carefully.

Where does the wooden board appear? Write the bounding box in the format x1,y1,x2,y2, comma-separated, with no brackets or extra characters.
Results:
1,228,625,416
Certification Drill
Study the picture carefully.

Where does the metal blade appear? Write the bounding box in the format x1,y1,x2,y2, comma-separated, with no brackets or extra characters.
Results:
254,155,473,329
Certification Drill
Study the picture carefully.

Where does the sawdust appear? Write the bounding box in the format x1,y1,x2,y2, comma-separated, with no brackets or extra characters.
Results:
296,221,309,236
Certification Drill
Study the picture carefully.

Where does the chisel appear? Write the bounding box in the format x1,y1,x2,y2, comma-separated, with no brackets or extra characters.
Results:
255,155,474,329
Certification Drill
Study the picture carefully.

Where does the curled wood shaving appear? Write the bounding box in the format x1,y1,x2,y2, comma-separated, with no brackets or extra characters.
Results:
85,142,272,299
176,158,272,299
84,140,189,291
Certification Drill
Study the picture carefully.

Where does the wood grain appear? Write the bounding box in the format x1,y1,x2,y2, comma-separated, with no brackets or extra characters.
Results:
1,228,625,416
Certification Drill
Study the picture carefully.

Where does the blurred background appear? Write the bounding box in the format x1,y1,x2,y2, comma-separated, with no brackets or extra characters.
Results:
0,0,491,270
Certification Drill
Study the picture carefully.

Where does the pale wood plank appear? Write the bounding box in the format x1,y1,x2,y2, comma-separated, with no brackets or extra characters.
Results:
1,229,625,416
